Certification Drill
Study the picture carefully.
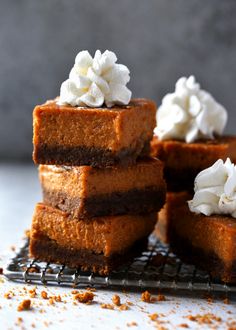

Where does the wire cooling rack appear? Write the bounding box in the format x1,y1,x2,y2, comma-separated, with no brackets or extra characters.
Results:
4,236,236,294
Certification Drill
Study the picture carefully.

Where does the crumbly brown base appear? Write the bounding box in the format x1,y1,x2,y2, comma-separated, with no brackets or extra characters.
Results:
33,141,150,167
29,235,148,275
169,231,236,283
42,186,166,218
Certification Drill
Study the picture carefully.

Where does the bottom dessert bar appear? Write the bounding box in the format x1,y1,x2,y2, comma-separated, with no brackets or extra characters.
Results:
30,203,156,275
156,192,236,283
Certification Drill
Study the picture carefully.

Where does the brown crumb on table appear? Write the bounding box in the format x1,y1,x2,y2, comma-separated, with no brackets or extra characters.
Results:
15,317,23,325
119,303,129,311
141,291,152,303
28,288,37,298
101,303,114,310
48,297,55,305
149,313,158,321
71,290,79,294
4,291,14,299
86,287,96,292
41,291,48,299
52,295,62,302
127,322,137,327
73,291,94,304
112,294,121,306
187,313,221,325
179,324,189,328
157,294,166,301
17,299,31,312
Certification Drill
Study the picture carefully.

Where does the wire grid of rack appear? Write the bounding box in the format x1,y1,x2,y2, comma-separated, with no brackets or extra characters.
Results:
4,236,236,294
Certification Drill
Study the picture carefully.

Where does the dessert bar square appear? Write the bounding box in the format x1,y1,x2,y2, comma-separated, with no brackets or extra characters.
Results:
156,192,236,283
151,136,236,191
39,157,166,218
33,99,156,167
30,203,156,275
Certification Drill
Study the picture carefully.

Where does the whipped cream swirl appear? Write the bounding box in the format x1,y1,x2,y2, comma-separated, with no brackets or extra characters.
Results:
188,158,236,218
154,76,228,143
58,50,132,108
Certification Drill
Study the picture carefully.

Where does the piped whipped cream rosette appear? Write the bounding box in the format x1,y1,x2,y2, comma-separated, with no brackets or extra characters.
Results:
154,76,228,143
188,158,236,218
58,50,132,108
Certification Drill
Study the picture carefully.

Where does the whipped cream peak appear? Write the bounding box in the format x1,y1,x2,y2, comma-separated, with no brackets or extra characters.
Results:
154,75,228,143
58,50,132,108
188,158,236,218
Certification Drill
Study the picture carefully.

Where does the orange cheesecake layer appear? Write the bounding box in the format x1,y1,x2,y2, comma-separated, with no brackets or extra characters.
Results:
33,98,156,166
39,158,166,218
30,203,156,257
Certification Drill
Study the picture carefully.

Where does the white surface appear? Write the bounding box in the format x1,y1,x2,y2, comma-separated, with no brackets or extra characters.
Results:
0,163,235,330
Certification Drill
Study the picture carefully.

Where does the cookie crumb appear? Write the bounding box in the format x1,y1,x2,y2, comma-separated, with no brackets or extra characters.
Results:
149,313,158,321
101,303,114,310
15,317,23,325
41,291,48,299
71,290,79,294
112,294,121,306
157,294,166,301
179,324,189,328
73,291,94,304
52,295,62,302
17,299,31,312
86,287,96,292
119,303,129,311
127,322,137,327
187,313,221,325
48,297,55,305
28,288,37,298
4,291,14,299
141,291,152,303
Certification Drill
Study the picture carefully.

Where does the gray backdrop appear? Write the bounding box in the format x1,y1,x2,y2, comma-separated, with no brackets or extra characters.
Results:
0,0,236,161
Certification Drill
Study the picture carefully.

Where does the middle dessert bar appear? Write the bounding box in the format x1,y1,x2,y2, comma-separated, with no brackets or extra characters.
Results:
39,157,166,218
30,203,156,275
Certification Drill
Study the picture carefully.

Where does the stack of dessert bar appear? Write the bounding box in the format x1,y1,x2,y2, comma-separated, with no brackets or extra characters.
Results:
30,99,166,274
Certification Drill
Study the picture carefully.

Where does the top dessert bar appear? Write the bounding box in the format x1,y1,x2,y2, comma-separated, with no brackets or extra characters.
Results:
33,98,156,167
151,136,236,191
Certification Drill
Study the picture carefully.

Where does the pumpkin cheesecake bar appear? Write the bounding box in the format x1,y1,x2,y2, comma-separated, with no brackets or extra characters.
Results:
158,191,236,283
151,136,236,191
39,157,166,218
153,75,231,191
30,203,156,274
33,98,156,167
